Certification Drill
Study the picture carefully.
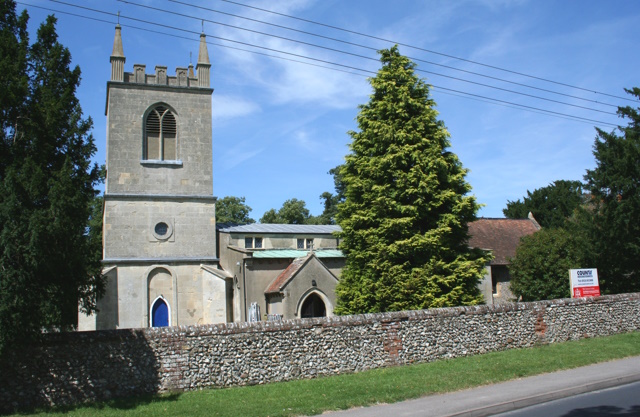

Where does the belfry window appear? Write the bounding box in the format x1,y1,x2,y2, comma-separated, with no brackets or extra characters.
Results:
145,105,177,160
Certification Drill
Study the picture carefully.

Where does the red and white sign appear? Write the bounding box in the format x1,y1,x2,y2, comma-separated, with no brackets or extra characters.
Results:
569,268,600,298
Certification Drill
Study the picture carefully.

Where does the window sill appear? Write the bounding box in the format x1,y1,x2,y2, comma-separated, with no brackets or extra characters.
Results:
140,159,183,167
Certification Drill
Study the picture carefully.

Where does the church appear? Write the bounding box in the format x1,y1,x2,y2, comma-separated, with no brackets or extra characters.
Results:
78,26,538,331
78,25,345,331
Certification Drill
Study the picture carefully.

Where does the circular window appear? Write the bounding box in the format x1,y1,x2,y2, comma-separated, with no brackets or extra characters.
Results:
152,221,173,240
155,222,169,236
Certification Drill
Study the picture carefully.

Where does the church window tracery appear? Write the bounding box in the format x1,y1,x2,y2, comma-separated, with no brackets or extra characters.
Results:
144,105,177,161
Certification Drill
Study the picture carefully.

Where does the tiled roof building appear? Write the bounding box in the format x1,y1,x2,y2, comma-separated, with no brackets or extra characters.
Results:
469,213,541,304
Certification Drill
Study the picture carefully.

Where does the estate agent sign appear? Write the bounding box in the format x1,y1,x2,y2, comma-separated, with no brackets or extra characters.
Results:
569,268,600,298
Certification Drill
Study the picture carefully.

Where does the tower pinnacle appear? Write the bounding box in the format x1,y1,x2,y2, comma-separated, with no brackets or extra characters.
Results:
110,24,126,81
196,33,211,87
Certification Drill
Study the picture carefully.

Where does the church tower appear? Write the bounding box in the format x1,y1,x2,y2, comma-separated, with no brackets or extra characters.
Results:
79,26,231,330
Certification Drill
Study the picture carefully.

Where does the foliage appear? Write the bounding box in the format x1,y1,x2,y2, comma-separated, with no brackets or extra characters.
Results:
316,165,346,225
334,46,489,314
259,198,312,224
0,3,103,354
581,87,640,294
508,228,588,301
314,191,338,225
503,180,585,228
216,196,255,224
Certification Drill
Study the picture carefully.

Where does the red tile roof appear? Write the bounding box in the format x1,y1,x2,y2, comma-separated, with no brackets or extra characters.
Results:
264,255,310,294
468,217,540,265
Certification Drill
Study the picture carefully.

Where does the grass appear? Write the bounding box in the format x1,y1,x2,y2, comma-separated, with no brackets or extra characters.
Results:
12,331,640,417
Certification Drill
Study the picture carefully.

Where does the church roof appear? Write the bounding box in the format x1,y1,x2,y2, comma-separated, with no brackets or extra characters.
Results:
264,256,309,294
468,217,540,265
218,223,340,234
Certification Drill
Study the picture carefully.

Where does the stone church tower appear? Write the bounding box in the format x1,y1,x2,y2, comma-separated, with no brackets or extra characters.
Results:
79,25,231,330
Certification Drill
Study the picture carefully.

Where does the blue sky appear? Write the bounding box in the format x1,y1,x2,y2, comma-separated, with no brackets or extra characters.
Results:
19,0,640,220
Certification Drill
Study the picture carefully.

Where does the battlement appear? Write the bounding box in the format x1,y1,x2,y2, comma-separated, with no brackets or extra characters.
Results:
122,64,200,88
110,25,210,88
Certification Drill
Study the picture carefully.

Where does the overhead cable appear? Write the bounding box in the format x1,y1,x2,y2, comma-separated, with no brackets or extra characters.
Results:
111,0,616,116
19,1,621,128
214,0,638,103
168,0,621,110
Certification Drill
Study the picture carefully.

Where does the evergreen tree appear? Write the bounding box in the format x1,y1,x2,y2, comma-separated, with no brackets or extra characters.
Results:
335,46,489,314
503,180,585,228
582,87,640,294
0,3,103,354
216,196,255,224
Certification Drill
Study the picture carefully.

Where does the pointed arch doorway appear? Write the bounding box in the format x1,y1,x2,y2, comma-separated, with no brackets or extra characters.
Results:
300,293,326,318
151,297,170,327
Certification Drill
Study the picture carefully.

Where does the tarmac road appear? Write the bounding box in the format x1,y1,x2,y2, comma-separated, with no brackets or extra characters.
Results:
493,380,640,417
321,355,640,417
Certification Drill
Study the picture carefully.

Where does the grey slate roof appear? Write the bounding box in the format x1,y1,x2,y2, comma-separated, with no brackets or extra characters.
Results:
218,223,341,234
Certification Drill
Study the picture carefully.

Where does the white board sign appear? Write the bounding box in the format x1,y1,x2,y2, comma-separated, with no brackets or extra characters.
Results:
569,268,600,298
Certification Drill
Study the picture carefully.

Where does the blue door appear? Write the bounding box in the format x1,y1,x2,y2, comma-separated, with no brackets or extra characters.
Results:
152,298,169,327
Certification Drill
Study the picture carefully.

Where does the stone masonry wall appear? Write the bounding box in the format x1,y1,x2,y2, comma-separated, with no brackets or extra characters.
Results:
1,293,639,413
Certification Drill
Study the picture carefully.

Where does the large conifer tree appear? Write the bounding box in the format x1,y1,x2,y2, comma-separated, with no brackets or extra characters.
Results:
582,87,640,294
0,2,103,354
335,47,489,314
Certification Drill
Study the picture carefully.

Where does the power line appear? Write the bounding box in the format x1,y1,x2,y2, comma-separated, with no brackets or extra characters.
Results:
20,2,371,76
111,0,617,117
216,0,638,104
169,0,621,110
20,1,620,128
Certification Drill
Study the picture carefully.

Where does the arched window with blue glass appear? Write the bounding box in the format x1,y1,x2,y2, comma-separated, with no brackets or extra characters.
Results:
151,296,170,327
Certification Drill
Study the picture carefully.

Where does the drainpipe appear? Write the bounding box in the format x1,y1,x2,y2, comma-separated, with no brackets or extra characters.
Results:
242,257,248,322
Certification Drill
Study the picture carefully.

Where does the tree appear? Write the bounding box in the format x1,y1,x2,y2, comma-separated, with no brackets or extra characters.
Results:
0,3,103,354
508,228,587,301
316,165,346,225
216,196,255,224
503,180,585,228
582,87,640,294
334,46,489,315
259,198,312,224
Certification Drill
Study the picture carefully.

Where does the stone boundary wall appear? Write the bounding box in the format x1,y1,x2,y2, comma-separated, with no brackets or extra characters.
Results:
1,293,639,413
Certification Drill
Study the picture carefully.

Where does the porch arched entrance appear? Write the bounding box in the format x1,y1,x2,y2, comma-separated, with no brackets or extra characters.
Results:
300,293,326,318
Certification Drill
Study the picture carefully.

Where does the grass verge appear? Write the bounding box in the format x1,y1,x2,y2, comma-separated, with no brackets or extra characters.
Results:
13,331,640,417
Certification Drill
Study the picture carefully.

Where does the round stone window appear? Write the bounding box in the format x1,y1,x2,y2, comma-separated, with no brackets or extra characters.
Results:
152,221,172,240
155,222,169,236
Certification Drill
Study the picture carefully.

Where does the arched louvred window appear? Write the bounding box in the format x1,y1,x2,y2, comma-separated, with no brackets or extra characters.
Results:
145,105,177,160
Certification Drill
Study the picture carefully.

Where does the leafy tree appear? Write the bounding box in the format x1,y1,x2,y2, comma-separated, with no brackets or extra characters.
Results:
582,87,640,294
316,165,346,225
0,3,103,354
334,46,489,315
259,208,280,224
508,228,588,301
503,180,585,228
216,196,255,224
259,198,312,224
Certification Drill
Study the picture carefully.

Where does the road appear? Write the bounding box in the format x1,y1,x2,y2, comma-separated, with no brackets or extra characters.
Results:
494,381,640,417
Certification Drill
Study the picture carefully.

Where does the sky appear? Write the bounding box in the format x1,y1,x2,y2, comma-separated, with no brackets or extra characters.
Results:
17,0,640,221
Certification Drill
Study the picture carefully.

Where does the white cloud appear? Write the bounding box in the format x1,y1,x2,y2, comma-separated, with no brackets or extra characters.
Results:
291,129,317,151
217,139,265,170
212,95,260,120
